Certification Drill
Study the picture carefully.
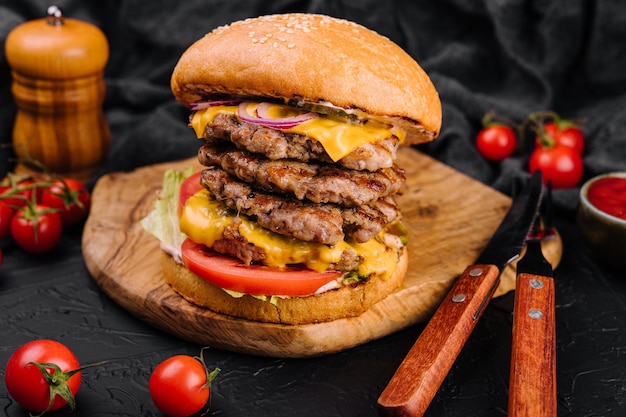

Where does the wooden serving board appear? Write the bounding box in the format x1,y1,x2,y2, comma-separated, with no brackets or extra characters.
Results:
82,147,561,358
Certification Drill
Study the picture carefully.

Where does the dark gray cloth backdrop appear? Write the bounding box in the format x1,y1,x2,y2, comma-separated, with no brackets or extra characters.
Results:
1,0,625,216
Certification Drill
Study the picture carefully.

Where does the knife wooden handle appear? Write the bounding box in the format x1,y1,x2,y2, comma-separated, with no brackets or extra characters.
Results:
509,272,556,417
377,264,501,417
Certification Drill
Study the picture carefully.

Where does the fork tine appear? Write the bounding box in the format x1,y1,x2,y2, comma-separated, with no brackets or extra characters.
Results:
543,180,554,234
537,180,555,239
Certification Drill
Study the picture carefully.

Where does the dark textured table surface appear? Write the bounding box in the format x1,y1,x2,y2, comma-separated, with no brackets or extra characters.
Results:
2,1,626,416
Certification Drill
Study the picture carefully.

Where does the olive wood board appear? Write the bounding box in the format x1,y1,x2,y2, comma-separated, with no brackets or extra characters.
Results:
82,147,562,358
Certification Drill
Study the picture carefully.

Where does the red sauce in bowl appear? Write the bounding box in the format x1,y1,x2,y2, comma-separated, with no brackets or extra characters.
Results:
587,177,626,220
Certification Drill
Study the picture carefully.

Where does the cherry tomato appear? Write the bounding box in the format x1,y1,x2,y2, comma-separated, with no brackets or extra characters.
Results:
0,176,39,209
149,353,219,417
179,171,202,215
539,122,585,155
529,144,584,189
476,124,517,161
11,205,63,253
4,339,81,413
0,202,14,240
40,177,91,226
181,239,342,296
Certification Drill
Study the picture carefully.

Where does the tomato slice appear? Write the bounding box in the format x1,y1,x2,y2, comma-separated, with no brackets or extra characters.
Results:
181,239,342,296
179,171,203,214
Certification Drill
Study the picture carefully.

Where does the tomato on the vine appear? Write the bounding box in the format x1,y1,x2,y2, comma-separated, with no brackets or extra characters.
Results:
41,177,91,226
0,202,14,240
529,144,583,189
149,349,220,417
4,339,82,414
539,121,585,155
11,204,62,253
0,175,39,209
476,124,518,161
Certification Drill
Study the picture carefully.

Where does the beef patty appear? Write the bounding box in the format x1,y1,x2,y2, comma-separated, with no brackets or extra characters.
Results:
200,168,400,245
198,144,405,207
201,113,401,172
212,217,363,272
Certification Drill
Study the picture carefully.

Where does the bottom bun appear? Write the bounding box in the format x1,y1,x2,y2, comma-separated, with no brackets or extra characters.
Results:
161,247,408,325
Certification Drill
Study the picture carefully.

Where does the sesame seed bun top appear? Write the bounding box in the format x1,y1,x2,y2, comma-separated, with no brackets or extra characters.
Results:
171,13,441,144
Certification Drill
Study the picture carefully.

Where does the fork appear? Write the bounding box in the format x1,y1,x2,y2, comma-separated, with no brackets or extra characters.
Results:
508,181,557,417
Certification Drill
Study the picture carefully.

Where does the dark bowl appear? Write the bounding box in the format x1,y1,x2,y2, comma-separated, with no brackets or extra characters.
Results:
577,172,626,270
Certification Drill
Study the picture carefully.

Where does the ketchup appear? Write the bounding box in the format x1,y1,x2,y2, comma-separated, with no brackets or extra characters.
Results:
587,177,626,220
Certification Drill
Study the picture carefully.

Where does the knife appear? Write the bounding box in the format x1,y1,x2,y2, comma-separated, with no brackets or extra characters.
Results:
377,171,544,417
508,188,556,417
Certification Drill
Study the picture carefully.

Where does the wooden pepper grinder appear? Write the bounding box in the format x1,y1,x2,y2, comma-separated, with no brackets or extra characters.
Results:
5,5,110,182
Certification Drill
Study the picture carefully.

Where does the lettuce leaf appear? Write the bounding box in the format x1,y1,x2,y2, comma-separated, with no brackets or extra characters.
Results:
140,168,194,255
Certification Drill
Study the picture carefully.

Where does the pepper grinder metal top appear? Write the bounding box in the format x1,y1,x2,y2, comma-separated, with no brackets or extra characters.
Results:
5,5,110,182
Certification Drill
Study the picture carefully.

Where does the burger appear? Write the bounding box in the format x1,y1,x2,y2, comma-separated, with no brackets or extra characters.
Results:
142,13,441,325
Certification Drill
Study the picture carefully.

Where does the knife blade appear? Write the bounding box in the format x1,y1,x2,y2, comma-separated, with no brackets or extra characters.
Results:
508,192,556,417
377,171,545,417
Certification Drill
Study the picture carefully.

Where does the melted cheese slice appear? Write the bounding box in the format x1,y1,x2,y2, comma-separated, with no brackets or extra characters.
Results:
179,190,398,280
189,102,406,162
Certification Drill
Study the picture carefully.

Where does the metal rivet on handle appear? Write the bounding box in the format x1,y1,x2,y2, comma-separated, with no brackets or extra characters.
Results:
530,279,544,289
469,268,483,277
529,309,543,319
452,294,467,303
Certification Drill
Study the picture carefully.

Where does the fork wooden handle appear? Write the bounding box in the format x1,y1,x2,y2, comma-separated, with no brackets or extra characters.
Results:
509,272,557,417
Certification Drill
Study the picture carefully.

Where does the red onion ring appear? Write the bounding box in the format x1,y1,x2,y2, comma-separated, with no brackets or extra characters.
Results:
237,102,317,129
189,99,242,110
